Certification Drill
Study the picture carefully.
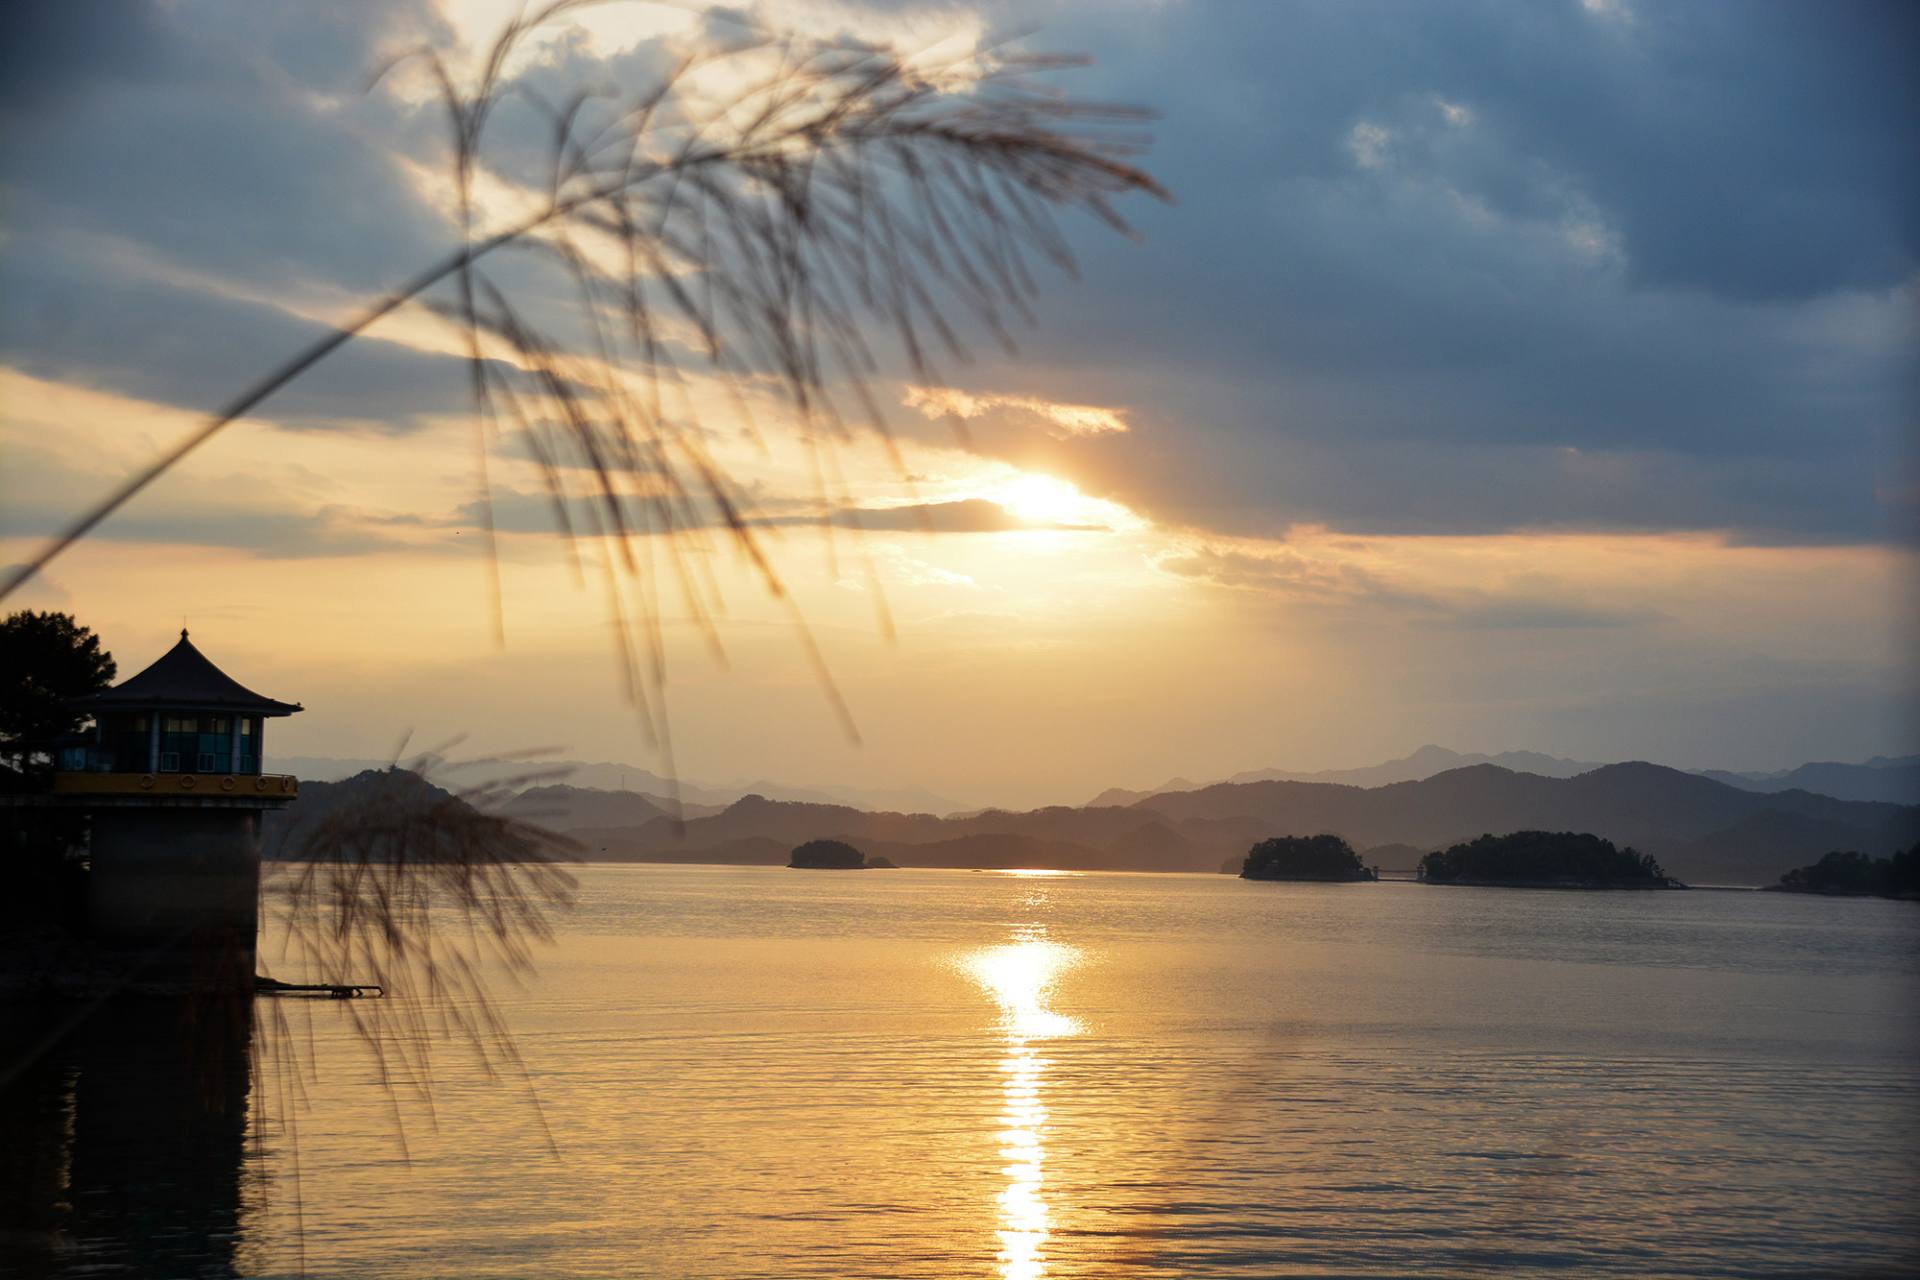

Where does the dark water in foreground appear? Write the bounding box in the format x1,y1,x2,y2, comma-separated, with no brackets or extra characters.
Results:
7,866,1919,1277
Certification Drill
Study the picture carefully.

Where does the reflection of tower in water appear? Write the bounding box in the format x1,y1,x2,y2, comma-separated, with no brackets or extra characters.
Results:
964,933,1083,1280
0,998,253,1278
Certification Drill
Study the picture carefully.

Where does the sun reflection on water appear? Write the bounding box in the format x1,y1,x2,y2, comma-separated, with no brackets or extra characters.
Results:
962,935,1083,1280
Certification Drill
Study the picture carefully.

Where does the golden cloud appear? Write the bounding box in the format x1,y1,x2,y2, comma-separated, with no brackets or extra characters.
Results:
902,385,1130,438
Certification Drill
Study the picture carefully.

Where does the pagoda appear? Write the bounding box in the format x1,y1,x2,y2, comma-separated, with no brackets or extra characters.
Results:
50,630,303,983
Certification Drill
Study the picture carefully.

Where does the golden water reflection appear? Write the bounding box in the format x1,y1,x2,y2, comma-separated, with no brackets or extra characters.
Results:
963,934,1083,1280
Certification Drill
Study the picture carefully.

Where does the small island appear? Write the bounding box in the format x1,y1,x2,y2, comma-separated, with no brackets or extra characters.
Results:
789,838,882,870
1767,845,1917,899
1241,834,1377,882
1419,830,1685,890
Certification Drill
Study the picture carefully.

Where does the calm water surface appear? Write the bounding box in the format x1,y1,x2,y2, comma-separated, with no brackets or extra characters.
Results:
19,866,1920,1277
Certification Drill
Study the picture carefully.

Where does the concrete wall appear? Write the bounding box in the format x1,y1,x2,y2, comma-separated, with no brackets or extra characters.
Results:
88,807,261,987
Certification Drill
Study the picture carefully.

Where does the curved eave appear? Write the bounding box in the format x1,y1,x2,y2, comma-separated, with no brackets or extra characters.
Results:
75,694,304,717
66,632,303,717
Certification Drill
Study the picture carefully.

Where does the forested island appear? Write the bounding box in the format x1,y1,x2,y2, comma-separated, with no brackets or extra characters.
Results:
1419,831,1685,889
788,839,873,870
1768,845,1918,899
1240,834,1377,882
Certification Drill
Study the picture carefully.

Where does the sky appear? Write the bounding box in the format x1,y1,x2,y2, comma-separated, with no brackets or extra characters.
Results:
1,0,1915,809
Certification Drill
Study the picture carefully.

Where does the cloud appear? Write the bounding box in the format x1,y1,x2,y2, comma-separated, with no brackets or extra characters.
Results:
78,506,427,558
0,248,503,433
0,565,70,606
1346,121,1392,170
863,548,978,589
927,0,1918,546
449,489,1112,541
0,0,1912,555
1,496,423,560
902,385,1129,437
0,438,428,559
1,1,454,284
0,0,174,117
1155,538,1667,631
1439,597,1664,631
826,498,1104,534
1155,543,1433,610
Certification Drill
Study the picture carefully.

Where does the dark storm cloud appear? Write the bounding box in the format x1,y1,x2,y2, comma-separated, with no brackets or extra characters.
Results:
0,0,172,115
0,1,455,295
0,244,507,431
929,0,1918,544
0,0,490,434
1023,0,1917,304
0,1,716,436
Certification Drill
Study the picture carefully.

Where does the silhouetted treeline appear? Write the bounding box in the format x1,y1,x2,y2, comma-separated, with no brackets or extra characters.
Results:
1420,831,1681,889
789,839,867,870
1241,834,1376,882
1771,844,1919,899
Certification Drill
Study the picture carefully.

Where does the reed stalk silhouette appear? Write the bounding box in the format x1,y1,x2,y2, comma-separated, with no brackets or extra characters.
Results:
0,2,1164,748
255,748,579,1144
3,3,1163,1231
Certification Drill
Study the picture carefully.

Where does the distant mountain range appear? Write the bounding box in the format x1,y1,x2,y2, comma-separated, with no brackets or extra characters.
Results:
1088,745,1920,808
273,755,962,817
499,784,725,827
1693,756,1920,806
268,754,1918,886
1087,745,1606,805
278,745,1920,825
551,761,1917,887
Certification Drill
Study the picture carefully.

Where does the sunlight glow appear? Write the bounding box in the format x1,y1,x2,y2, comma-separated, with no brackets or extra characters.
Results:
978,472,1140,532
962,936,1083,1279
1001,475,1086,526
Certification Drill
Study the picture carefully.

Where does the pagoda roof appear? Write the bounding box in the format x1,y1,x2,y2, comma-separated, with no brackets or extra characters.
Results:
75,630,303,717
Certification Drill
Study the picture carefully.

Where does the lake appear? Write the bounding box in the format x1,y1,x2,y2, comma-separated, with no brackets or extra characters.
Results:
8,865,1919,1277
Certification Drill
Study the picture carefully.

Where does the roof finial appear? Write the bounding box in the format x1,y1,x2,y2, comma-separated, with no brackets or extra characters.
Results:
181,626,190,640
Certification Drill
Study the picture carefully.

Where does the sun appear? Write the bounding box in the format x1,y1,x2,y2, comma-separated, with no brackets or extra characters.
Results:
973,469,1146,533
998,473,1095,526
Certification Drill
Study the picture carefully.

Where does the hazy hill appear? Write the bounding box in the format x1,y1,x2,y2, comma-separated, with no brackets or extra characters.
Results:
564,761,1917,885
260,768,572,861
573,794,1225,874
1086,777,1202,807
1088,745,1920,809
1228,746,1606,787
499,784,723,829
275,755,735,809
1088,746,1607,806
569,832,793,865
277,754,962,815
858,833,1116,871
1694,756,1920,806
272,763,1918,887
1135,763,1917,884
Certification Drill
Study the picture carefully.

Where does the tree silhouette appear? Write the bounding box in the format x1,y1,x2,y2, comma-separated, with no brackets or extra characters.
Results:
789,837,867,869
1419,830,1678,888
1775,845,1920,898
1241,834,1374,882
0,610,116,766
